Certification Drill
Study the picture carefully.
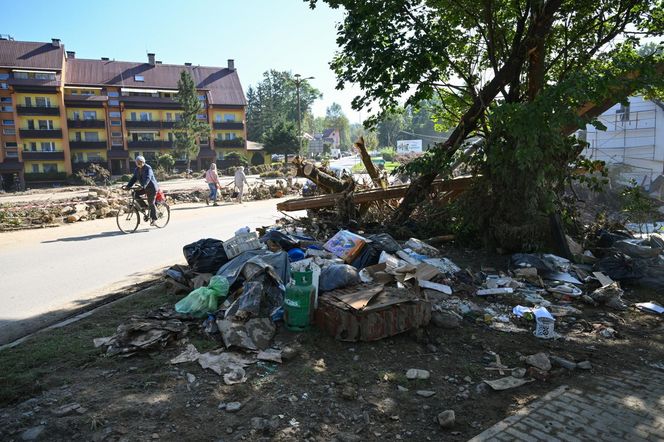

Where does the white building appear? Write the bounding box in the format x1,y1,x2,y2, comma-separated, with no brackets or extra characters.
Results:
581,96,664,188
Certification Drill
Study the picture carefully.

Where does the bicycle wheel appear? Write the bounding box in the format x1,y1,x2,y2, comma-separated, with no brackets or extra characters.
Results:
152,203,170,228
116,207,140,233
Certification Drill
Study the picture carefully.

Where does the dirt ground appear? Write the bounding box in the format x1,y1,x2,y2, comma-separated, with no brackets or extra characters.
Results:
1,247,662,442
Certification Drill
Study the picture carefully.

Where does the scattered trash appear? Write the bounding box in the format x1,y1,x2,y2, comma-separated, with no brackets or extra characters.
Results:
217,318,276,351
175,275,230,317
319,264,361,292
483,376,533,391
257,348,283,363
170,344,201,364
223,230,262,259
95,318,188,357
476,288,514,296
635,301,664,314
198,351,254,382
524,353,552,371
418,279,452,295
323,230,367,263
589,282,626,310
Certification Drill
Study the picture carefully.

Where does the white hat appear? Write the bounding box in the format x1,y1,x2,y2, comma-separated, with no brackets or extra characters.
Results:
135,155,145,163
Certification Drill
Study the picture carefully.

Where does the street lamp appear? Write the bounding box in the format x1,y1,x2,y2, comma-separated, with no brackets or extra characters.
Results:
294,74,314,157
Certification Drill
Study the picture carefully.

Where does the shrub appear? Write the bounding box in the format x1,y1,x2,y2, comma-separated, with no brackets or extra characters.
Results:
380,147,396,162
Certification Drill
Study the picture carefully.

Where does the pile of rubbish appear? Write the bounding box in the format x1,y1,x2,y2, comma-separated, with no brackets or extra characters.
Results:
94,220,664,388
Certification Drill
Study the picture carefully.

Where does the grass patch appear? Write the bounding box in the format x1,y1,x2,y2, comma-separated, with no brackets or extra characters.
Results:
0,281,179,405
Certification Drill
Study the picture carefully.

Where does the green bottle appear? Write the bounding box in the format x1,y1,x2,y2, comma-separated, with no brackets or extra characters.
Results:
284,271,314,332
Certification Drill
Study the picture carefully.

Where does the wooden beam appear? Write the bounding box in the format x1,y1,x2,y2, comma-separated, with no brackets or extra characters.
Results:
277,175,475,211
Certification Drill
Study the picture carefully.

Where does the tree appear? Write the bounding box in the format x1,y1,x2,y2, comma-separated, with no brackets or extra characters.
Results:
174,71,209,171
310,0,664,247
262,120,299,166
324,102,351,150
246,70,322,142
377,108,406,148
156,153,175,172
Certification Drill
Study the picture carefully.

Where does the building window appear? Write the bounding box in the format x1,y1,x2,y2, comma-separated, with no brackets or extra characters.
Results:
198,95,206,101
35,97,52,107
5,150,18,158
109,111,121,118
74,131,82,141
0,106,12,112
111,131,122,137
24,97,32,106
27,120,35,129
134,75,144,82
112,139,123,146
0,97,11,103
14,72,28,80
3,128,15,135
215,115,222,123
41,142,55,152
4,142,17,148
196,114,206,120
224,113,236,122
140,112,151,121
25,142,37,151
83,111,97,120
38,120,54,130
109,100,119,106
84,132,99,142
107,91,119,98
175,113,182,122
166,113,172,122
144,152,156,162
81,90,94,96
42,163,58,173
168,132,174,141
0,83,7,89
110,120,121,126
72,111,80,120
72,152,83,163
0,73,8,80
32,164,39,173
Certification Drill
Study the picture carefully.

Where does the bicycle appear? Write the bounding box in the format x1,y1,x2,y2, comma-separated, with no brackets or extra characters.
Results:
116,186,170,233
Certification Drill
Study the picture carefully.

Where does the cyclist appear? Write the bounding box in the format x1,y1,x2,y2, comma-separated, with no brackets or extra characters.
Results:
123,155,160,225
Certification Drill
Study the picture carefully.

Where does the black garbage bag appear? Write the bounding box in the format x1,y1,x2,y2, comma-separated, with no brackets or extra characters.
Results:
596,252,646,281
509,253,557,274
351,233,402,270
596,229,634,249
183,238,229,273
260,230,299,251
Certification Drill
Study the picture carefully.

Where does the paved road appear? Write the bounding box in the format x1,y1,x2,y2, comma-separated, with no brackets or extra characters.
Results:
469,367,664,441
0,198,302,345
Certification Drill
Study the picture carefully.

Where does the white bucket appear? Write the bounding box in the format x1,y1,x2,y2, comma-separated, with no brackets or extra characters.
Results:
534,317,556,339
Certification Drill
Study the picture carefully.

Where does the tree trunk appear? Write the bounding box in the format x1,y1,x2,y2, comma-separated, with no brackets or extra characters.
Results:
354,136,387,189
392,0,563,224
293,156,347,193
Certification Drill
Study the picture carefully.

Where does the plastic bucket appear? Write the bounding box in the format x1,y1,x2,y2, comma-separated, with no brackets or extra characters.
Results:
533,317,555,339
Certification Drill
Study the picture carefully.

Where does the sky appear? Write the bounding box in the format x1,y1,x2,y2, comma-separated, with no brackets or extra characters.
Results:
2,0,364,121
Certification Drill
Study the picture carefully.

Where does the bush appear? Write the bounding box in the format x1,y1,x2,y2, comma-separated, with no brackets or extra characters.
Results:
380,147,396,162
260,170,285,178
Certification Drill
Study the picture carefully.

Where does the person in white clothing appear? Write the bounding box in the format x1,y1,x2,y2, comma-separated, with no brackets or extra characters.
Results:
204,163,221,206
233,166,250,203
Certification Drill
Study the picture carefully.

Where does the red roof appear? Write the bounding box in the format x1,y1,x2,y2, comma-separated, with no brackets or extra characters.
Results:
65,59,246,106
0,40,64,70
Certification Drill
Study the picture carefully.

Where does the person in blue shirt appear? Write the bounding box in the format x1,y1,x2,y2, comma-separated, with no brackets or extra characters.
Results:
123,155,160,225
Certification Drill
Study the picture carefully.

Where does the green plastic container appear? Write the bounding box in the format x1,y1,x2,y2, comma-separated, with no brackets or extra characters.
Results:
284,271,314,332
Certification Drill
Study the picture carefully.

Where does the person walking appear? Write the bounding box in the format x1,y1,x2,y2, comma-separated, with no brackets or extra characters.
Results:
123,155,159,225
204,163,221,206
233,166,250,203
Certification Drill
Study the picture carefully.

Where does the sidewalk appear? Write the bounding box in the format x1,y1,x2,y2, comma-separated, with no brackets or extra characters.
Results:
469,368,664,441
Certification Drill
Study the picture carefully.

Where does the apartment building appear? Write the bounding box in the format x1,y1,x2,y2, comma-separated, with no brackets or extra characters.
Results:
0,37,263,189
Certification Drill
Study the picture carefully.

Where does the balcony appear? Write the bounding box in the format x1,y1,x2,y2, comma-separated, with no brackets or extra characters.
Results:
19,129,63,138
161,121,176,129
213,121,244,130
109,146,129,159
214,138,245,148
67,119,106,129
69,141,108,149
22,150,65,160
125,120,162,129
16,105,60,116
127,140,165,148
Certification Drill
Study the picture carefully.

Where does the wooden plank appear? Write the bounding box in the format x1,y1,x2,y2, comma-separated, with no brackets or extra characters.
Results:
277,175,475,211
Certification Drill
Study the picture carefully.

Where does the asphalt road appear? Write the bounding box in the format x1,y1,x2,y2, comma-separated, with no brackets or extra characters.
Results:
0,197,302,345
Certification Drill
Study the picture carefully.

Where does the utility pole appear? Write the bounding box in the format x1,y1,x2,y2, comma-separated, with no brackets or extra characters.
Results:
294,74,314,157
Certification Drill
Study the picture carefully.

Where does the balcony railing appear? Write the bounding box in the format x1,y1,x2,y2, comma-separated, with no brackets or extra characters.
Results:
213,121,244,130
17,105,60,116
22,151,65,160
214,138,245,148
125,120,162,129
19,129,63,138
24,171,67,181
127,140,167,148
67,119,106,129
69,141,108,149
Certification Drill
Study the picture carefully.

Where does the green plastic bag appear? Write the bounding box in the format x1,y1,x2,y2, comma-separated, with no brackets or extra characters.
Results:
175,275,230,317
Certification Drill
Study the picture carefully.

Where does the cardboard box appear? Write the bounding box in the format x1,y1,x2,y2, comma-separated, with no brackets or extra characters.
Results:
323,230,367,263
314,284,431,342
